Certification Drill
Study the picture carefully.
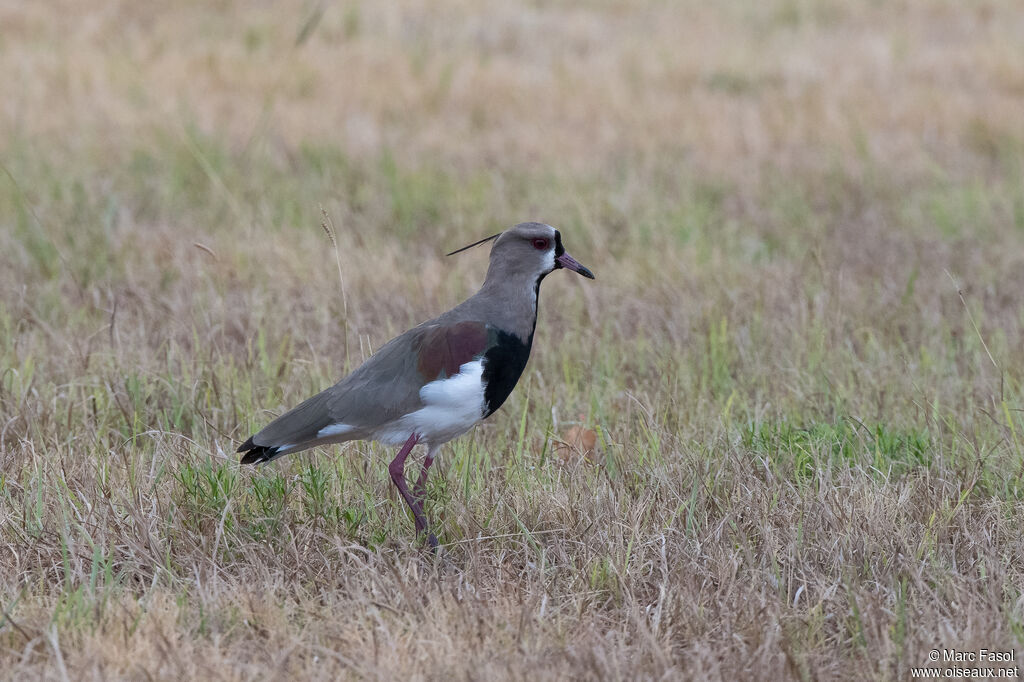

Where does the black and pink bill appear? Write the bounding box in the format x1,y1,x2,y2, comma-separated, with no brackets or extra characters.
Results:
556,251,595,279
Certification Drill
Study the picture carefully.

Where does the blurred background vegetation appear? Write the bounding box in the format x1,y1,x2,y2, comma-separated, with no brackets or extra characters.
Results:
2,1,1023,679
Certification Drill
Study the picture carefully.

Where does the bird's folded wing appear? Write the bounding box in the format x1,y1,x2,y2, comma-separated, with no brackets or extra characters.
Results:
246,320,491,452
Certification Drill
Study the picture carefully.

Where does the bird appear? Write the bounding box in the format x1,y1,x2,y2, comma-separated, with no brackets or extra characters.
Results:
237,222,595,547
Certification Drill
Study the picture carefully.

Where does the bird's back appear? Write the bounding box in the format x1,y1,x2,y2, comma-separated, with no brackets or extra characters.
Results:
238,309,530,462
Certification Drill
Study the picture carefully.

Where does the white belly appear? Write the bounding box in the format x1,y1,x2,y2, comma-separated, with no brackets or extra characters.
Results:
373,359,486,447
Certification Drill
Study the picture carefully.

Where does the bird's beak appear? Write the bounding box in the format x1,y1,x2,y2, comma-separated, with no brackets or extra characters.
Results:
556,251,595,279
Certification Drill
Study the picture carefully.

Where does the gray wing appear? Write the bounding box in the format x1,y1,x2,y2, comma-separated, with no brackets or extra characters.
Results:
238,320,490,463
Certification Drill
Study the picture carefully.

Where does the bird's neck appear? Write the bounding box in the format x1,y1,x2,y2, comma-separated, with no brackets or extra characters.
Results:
475,270,546,343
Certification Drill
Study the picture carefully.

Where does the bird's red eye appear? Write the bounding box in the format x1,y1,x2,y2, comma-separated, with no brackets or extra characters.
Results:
532,238,549,250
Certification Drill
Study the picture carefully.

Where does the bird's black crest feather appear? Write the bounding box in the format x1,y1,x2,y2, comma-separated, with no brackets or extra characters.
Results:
445,232,501,256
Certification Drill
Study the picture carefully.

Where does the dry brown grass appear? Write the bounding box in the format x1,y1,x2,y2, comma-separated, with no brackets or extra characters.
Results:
3,0,1024,679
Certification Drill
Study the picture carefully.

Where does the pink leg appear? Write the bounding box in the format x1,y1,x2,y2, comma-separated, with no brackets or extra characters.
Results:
388,433,438,548
412,450,436,505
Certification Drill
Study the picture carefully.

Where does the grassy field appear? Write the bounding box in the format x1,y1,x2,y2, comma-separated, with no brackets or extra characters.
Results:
3,0,1024,679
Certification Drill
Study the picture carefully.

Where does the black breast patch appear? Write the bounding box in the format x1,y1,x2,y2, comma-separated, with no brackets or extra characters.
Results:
481,329,533,417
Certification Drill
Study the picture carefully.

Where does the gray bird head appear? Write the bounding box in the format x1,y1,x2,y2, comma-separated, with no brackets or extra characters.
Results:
449,222,595,285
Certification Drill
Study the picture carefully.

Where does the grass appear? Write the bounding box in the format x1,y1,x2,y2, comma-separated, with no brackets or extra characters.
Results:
2,0,1024,679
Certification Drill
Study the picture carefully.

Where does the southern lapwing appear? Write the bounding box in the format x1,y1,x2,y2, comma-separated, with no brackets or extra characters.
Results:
238,222,594,547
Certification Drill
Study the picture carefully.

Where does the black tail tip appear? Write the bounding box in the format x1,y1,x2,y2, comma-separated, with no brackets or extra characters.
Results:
237,436,281,465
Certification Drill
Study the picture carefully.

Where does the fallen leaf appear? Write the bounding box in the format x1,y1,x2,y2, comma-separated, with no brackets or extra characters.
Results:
555,423,599,464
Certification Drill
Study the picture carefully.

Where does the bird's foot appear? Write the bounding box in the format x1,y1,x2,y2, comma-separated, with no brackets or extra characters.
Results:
414,520,439,552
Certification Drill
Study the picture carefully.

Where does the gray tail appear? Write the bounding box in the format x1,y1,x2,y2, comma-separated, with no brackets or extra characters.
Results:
237,436,288,465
